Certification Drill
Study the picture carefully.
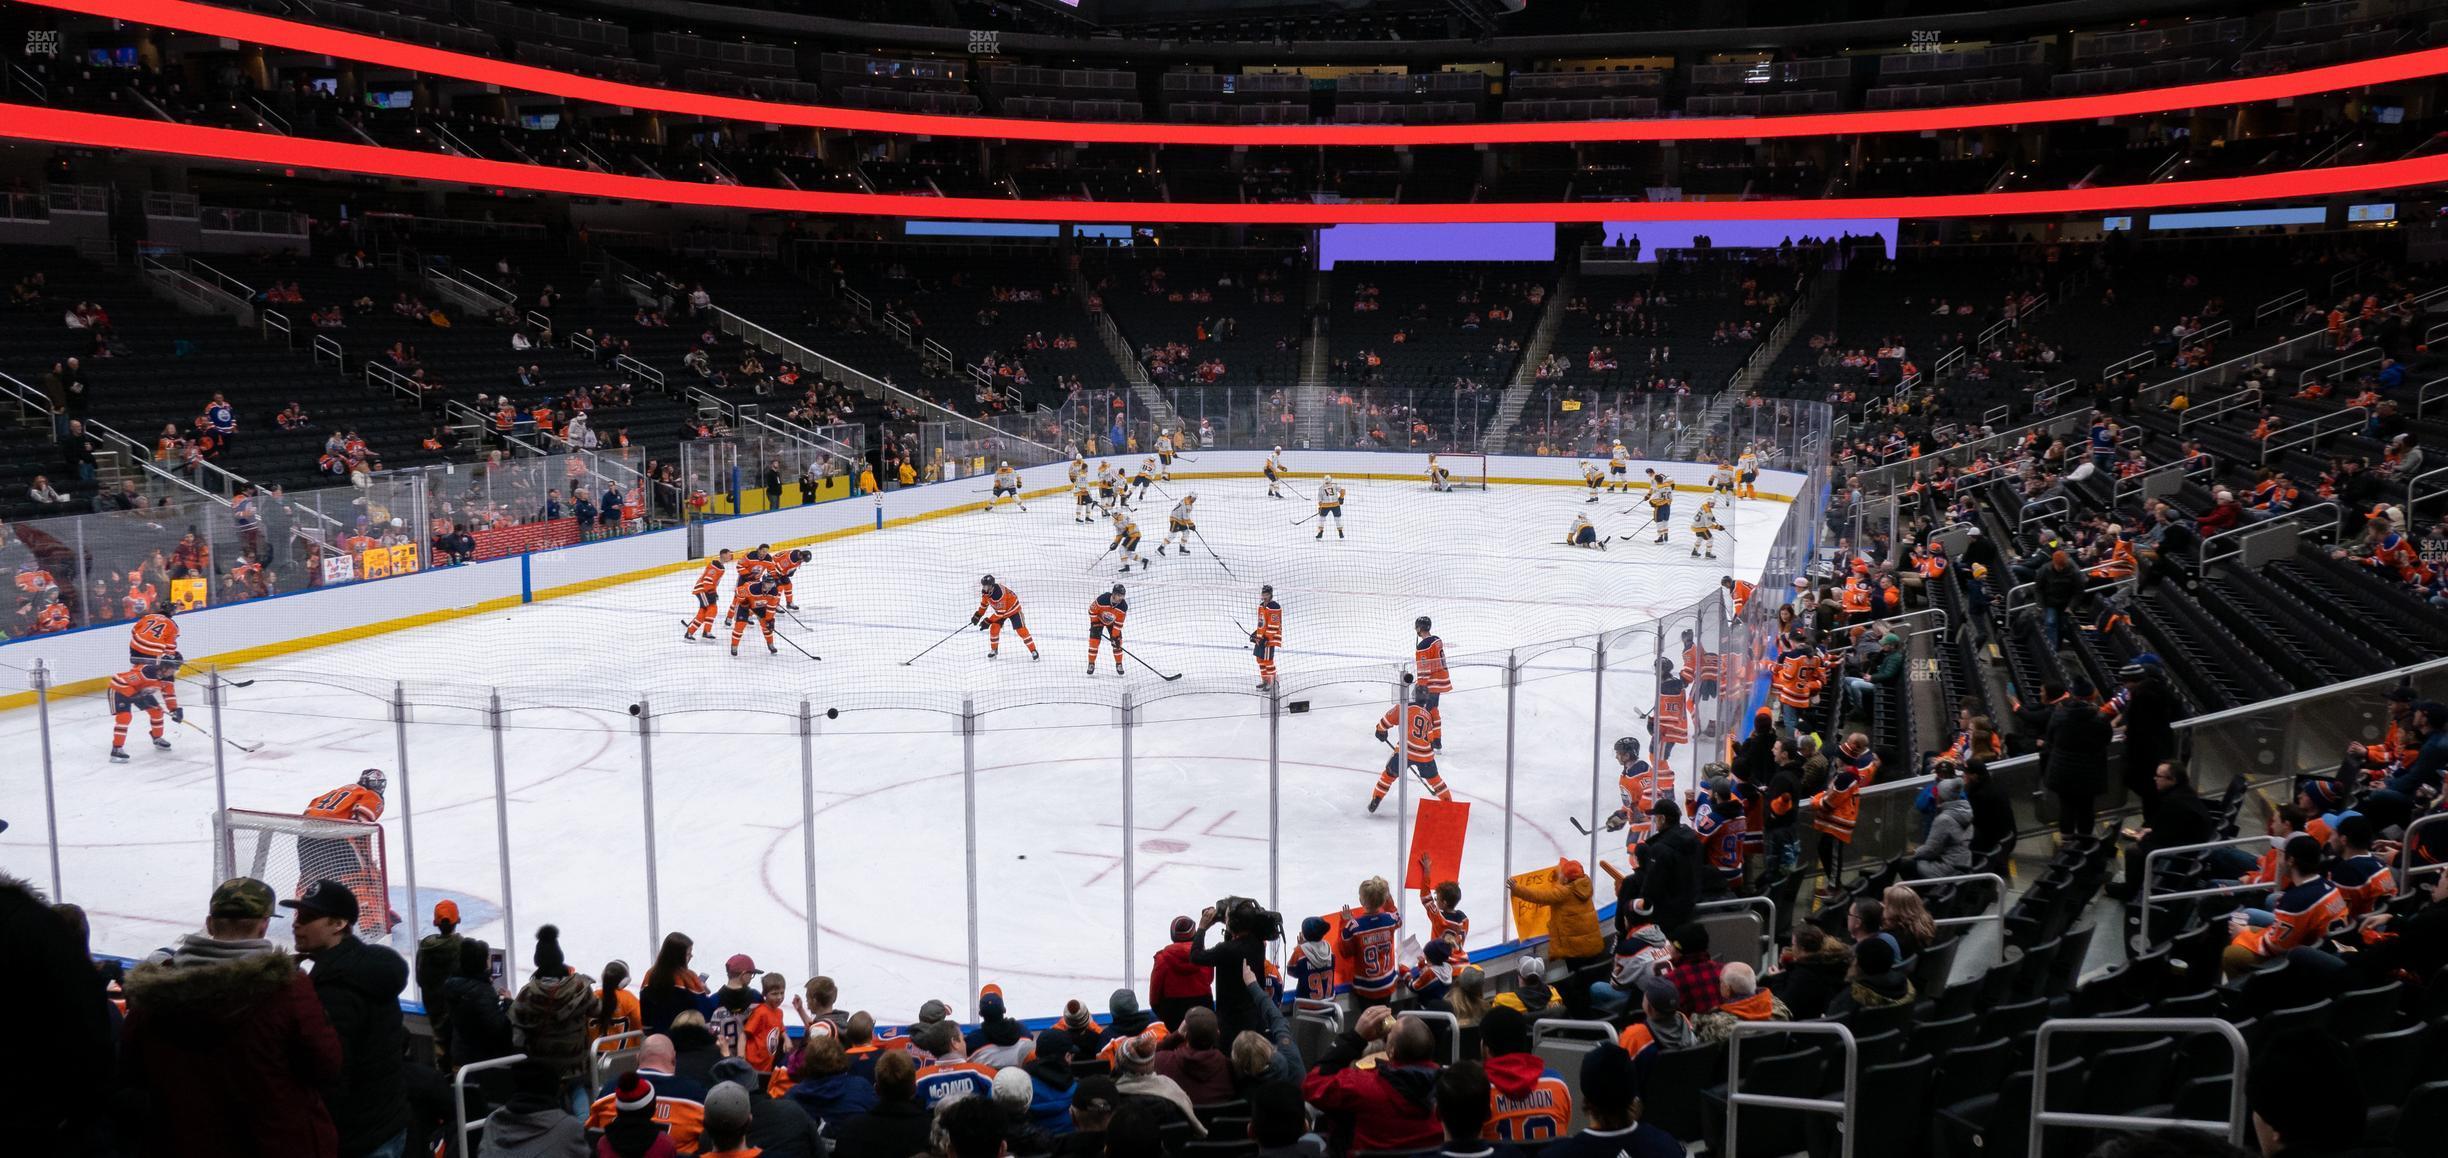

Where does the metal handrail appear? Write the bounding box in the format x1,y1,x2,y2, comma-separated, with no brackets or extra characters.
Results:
2113,458,2213,507
2416,375,2448,419
312,334,343,367
1694,894,1780,967
613,354,666,391
2260,406,2369,466
2198,501,2340,566
2398,811,2448,897
454,1051,529,1155
1404,1009,1464,1064
2030,1019,2248,1152
714,306,1061,456
2408,463,2448,515
2018,493,2070,531
1726,1020,1857,1158
1887,871,2007,933
365,361,425,407
2137,835,2275,946
89,418,241,502
2254,288,2308,327
2176,386,2262,433
592,1030,643,1088
187,258,256,301
569,330,597,355
0,367,51,422
458,267,518,306
2293,345,2383,389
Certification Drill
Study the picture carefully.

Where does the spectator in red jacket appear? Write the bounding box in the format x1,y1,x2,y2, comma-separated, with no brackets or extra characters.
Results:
119,877,344,1158
1301,1006,1443,1153
1148,914,1215,1029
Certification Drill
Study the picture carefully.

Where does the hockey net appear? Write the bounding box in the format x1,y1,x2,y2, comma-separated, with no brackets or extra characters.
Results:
1429,452,1489,490
214,809,394,939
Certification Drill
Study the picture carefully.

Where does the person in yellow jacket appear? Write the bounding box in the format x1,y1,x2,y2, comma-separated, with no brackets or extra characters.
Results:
1506,857,1607,1009
855,465,878,495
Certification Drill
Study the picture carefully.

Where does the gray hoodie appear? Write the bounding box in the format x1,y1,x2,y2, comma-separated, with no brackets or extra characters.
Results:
1914,795,1976,877
474,1102,587,1158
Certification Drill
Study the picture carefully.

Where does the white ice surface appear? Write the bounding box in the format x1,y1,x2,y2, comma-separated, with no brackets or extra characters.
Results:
0,472,1790,1021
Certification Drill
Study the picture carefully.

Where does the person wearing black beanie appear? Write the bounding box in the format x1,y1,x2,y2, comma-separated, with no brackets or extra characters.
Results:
512,925,597,1092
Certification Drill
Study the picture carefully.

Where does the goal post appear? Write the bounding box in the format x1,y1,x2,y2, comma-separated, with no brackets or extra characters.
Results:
214,808,394,939
1427,452,1489,491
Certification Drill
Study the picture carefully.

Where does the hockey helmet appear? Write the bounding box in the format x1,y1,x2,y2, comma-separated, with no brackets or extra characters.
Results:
360,768,388,794
1613,736,1641,759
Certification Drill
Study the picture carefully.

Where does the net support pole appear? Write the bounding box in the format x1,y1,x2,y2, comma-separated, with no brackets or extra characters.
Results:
1120,690,1136,997
1393,678,1410,895
1267,687,1282,918
33,659,62,899
208,666,231,825
1590,637,1606,869
636,696,659,956
799,699,820,976
1502,649,1518,944
392,681,419,935
72,521,90,631
489,690,518,980
961,697,981,1009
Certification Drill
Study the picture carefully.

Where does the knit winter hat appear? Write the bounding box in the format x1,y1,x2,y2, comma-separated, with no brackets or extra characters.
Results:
1062,999,1097,1034
1109,988,1144,1020
703,1081,751,1139
1299,916,1330,942
532,924,566,975
613,1072,656,1114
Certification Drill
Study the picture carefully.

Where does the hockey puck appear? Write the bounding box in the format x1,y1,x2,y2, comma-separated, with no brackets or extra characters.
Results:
628,704,642,716
826,707,840,719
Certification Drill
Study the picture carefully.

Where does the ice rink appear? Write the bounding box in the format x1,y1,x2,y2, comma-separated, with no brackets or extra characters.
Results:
0,468,1793,1019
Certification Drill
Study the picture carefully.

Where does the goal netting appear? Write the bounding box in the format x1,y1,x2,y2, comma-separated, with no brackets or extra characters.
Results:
214,809,394,939
1427,452,1488,491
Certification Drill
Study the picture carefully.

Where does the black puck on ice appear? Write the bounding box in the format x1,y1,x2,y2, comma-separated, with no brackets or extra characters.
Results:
628,704,642,716
826,707,840,719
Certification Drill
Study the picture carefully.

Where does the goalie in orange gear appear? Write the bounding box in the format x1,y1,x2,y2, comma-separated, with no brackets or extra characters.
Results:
300,768,400,932
973,574,1041,660
107,658,181,763
682,549,734,641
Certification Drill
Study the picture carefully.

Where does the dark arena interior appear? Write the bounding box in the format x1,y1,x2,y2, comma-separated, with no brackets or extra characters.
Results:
9,0,2448,1156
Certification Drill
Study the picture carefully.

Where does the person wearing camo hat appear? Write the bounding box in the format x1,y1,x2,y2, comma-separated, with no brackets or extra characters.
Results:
121,878,344,1157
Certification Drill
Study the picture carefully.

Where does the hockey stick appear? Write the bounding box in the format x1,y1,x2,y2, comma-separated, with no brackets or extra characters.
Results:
1085,542,1120,572
1189,528,1239,580
773,629,823,662
1112,639,1185,682
177,714,265,754
1291,510,1323,526
1568,816,1594,837
900,621,972,665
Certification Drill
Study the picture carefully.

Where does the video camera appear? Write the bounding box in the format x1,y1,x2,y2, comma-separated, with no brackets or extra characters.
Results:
1215,895,1284,941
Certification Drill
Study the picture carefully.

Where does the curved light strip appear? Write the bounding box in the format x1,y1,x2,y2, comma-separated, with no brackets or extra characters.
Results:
32,0,2448,147
12,104,2448,223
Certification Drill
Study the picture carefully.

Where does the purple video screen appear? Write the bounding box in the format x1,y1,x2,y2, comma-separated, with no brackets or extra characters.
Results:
1317,223,1556,270
1600,217,1898,258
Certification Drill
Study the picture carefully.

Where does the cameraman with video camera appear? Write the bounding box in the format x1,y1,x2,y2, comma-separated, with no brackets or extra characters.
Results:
1189,896,1281,1044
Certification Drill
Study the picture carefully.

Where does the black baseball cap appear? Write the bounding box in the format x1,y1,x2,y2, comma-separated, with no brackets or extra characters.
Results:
280,878,360,925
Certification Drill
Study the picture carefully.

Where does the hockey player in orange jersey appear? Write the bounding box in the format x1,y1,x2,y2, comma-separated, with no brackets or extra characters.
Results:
107,659,181,762
1371,688,1452,813
731,576,782,656
1087,583,1129,675
1251,585,1283,691
973,574,1041,660
682,549,734,641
